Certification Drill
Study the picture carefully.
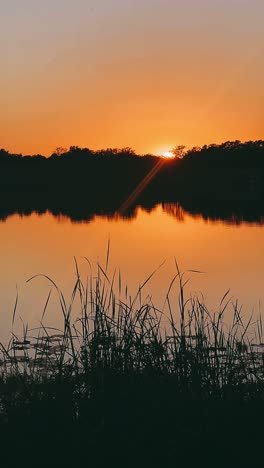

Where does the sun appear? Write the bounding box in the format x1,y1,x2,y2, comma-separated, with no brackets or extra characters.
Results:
162,151,174,159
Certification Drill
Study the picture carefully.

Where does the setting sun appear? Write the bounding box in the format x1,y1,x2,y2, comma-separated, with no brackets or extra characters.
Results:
162,151,174,159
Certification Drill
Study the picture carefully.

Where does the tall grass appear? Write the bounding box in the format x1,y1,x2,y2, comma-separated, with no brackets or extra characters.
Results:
1,259,264,467
1,258,263,399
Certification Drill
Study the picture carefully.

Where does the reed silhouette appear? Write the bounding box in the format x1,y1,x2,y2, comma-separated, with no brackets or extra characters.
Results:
1,263,264,467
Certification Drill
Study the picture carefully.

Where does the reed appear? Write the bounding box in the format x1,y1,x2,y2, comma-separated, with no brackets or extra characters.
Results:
0,259,263,466
1,259,263,392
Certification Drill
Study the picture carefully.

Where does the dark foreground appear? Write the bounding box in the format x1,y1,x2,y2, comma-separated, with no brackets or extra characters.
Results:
1,374,264,468
1,267,264,467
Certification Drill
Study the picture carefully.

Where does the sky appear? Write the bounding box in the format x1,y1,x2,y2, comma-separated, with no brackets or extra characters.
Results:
1,0,264,156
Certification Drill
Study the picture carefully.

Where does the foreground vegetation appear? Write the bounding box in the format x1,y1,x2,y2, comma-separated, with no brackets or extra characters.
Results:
1,262,264,467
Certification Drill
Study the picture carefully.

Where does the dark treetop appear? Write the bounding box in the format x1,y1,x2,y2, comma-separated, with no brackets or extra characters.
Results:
0,140,263,223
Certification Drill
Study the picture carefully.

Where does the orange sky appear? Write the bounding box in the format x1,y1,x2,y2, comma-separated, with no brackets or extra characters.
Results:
2,0,264,156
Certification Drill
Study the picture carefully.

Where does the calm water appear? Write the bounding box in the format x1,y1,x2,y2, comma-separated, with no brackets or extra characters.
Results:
0,204,263,342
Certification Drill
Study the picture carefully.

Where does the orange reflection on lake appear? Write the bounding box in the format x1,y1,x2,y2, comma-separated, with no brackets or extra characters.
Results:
0,205,263,342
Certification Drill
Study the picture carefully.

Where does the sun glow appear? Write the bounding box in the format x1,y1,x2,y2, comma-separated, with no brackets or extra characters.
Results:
162,151,174,159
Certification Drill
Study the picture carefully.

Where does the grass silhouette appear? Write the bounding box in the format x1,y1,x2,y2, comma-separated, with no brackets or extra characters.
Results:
0,258,264,466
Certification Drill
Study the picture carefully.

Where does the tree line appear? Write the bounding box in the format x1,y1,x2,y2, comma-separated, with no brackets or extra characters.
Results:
0,140,263,207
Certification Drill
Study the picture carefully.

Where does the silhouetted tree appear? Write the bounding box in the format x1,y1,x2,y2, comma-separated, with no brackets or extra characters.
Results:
172,145,186,158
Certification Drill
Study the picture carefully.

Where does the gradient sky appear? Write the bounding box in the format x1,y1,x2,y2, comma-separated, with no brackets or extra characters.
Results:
1,0,264,155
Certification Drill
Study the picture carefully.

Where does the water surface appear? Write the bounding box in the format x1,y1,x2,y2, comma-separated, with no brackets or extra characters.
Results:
0,203,263,342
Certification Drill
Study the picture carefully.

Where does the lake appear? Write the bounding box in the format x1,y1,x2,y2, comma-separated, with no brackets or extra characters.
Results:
0,203,263,343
